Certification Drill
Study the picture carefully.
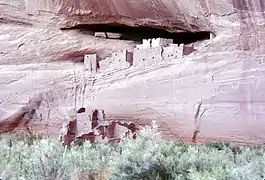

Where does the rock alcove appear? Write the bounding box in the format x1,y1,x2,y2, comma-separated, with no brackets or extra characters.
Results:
61,23,212,45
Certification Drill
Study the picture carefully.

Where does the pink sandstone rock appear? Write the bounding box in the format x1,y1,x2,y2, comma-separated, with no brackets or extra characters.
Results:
1,0,265,144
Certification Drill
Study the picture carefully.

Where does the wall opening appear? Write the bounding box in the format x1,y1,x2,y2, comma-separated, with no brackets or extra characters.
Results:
61,23,212,45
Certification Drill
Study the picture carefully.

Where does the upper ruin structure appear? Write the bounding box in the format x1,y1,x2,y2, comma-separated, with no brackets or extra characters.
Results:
84,38,184,72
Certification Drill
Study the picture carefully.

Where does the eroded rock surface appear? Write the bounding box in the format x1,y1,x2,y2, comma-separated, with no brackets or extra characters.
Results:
1,0,265,144
0,95,42,133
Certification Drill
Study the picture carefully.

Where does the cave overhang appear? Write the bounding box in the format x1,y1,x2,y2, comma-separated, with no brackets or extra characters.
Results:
61,23,214,44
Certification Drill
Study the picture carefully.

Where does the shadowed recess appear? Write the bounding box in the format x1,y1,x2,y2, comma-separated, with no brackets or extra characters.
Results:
62,23,211,44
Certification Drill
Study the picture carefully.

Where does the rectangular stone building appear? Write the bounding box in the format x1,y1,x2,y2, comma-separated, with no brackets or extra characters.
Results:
84,54,99,72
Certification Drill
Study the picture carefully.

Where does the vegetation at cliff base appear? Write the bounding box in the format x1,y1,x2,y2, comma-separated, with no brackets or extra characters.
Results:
0,124,265,180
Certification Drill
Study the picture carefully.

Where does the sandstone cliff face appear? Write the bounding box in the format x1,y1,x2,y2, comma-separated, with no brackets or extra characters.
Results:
1,0,265,144
1,0,265,61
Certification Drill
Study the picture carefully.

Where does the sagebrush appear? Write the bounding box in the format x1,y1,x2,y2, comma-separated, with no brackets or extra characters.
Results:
0,124,265,180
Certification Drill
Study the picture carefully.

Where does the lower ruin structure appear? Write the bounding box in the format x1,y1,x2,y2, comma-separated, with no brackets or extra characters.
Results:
61,108,137,146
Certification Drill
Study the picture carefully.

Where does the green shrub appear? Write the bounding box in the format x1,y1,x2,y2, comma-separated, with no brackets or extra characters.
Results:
0,123,265,180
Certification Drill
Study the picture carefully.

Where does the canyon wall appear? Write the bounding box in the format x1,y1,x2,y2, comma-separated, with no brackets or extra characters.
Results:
1,0,265,144
1,0,265,61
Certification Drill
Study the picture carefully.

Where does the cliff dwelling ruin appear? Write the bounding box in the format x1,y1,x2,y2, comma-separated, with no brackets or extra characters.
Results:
84,37,187,72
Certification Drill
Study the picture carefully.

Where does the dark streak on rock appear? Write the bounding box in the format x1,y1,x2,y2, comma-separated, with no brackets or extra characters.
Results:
57,49,96,62
77,107,86,113
17,43,25,49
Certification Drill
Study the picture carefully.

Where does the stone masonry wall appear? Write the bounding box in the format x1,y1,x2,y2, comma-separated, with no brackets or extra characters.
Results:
162,44,184,60
133,38,184,66
133,47,163,66
84,38,183,71
98,49,131,71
